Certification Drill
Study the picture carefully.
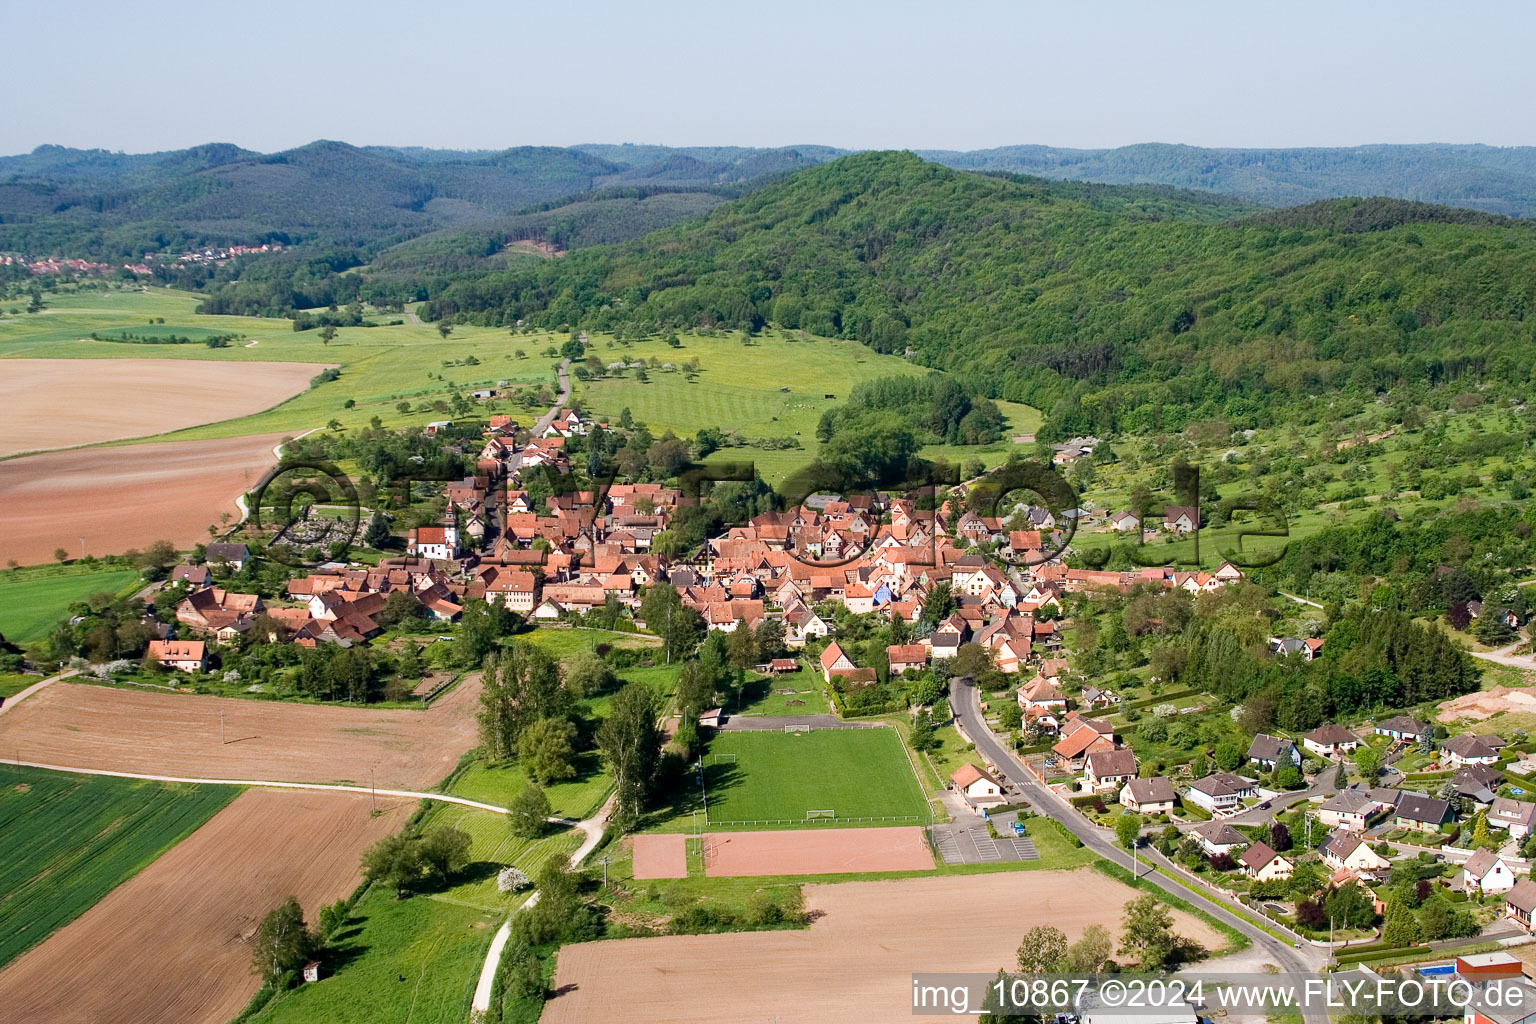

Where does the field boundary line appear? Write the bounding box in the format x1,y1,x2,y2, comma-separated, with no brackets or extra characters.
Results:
0,759,511,813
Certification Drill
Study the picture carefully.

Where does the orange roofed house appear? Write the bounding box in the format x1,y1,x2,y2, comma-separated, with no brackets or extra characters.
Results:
147,639,206,673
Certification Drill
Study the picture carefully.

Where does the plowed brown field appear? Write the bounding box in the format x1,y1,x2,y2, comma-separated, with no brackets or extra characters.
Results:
0,433,291,565
0,357,322,457
0,677,481,790
542,869,1224,1024
0,788,409,1024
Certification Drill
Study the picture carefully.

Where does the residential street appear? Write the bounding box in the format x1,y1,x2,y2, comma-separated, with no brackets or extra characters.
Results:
950,678,1331,1024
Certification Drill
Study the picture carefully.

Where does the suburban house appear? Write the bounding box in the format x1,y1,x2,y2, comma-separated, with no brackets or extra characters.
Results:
1321,830,1391,880
1239,841,1294,882
1490,798,1536,839
147,639,206,673
1108,510,1142,533
1162,506,1199,534
952,763,1005,805
1394,793,1452,832
1051,716,1118,766
1462,850,1518,895
819,642,856,682
1120,776,1177,814
1317,790,1381,832
1375,716,1430,743
1190,821,1247,858
170,564,212,587
1442,733,1506,768
885,644,928,676
1452,764,1504,805
1302,724,1359,759
1247,734,1300,769
1084,748,1137,792
1184,773,1256,815
1506,879,1536,929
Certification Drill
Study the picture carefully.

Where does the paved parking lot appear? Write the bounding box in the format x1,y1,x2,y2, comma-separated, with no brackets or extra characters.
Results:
930,823,1038,865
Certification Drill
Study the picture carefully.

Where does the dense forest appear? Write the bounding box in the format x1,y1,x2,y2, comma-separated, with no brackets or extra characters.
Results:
420,152,1536,437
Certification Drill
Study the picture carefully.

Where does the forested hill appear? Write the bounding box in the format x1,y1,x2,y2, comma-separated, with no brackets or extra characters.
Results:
919,143,1536,217
422,151,1536,438
0,141,829,259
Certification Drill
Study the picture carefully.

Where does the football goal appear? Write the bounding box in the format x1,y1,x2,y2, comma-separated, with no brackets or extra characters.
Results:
805,808,836,821
712,752,738,764
784,723,813,734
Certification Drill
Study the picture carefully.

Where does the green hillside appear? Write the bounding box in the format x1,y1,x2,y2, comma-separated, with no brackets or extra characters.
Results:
421,151,1536,438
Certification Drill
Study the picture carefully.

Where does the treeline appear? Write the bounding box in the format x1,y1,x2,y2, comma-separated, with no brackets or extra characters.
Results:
820,374,1006,447
414,151,1536,436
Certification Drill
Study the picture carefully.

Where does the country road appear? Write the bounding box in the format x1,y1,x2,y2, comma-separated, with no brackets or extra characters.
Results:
530,359,572,437
1470,640,1536,670
950,679,1331,1024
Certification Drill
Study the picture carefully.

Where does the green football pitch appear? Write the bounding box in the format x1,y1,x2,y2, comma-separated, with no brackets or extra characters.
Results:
701,728,929,827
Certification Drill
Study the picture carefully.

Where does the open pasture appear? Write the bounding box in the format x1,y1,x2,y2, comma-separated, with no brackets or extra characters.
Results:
0,787,409,1024
0,563,141,644
0,765,237,969
697,728,928,828
0,676,482,791
542,869,1223,1024
0,357,322,456
0,432,289,566
0,289,567,441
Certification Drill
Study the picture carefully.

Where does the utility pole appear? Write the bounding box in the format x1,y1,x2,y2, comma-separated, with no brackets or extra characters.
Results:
371,765,377,815
219,710,225,745
603,855,609,890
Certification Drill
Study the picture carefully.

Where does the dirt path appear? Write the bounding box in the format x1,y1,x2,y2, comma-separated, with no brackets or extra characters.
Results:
472,791,615,1015
1470,641,1536,670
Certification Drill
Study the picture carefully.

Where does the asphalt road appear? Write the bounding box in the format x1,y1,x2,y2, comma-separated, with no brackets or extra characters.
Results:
530,359,572,437
950,678,1331,1023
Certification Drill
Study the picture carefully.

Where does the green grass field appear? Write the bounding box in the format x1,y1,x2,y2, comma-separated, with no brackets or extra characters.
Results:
699,728,929,827
732,666,831,717
0,564,141,645
447,756,612,821
0,765,237,968
249,805,580,1024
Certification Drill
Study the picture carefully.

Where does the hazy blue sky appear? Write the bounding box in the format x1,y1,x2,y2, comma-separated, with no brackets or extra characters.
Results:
8,0,1532,154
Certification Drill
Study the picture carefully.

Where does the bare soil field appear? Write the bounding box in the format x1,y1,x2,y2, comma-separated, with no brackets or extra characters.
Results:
0,433,287,565
703,826,933,876
0,678,481,790
0,788,408,1024
1438,684,1536,722
632,834,689,879
543,869,1223,1024
0,357,322,457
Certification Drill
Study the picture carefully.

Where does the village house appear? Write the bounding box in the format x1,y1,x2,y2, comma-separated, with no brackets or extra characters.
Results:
1302,724,1359,759
1190,821,1247,858
1120,776,1177,814
952,763,1005,806
1084,748,1137,792
819,641,856,683
204,542,251,569
1246,733,1300,769
1451,764,1504,805
1107,510,1142,533
1051,715,1117,767
483,569,537,612
1462,850,1518,895
1239,841,1294,882
886,644,928,675
1321,830,1392,880
170,564,212,588
1184,773,1256,815
147,639,206,673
